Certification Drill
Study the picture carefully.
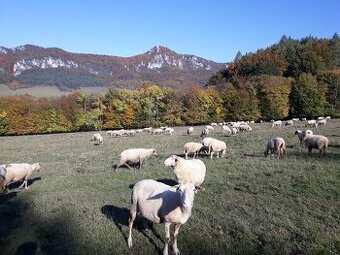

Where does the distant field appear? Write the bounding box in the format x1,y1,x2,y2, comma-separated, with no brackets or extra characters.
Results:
0,121,339,255
0,84,110,97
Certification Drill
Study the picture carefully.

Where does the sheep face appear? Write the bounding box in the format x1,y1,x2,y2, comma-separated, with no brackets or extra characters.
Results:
164,155,178,167
33,163,42,172
152,149,158,157
176,182,196,208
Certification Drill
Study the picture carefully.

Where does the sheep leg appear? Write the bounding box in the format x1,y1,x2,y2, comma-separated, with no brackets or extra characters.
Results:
173,223,181,255
210,151,214,159
19,180,28,189
163,222,171,255
128,209,137,248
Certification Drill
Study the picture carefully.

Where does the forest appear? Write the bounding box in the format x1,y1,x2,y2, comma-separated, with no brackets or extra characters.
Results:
0,34,339,135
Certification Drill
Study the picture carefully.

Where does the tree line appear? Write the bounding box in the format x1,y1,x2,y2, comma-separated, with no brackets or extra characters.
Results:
0,34,339,135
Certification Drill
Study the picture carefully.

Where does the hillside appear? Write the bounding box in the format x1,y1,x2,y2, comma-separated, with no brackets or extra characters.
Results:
0,45,226,90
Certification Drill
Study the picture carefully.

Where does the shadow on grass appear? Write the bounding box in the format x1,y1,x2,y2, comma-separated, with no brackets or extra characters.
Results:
6,177,42,191
101,205,163,254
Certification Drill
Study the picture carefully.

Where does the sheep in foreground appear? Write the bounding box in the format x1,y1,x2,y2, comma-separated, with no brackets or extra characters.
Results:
186,127,194,135
2,163,42,191
302,133,329,156
0,165,7,192
209,139,227,159
264,137,287,159
295,130,313,147
164,155,206,187
128,179,198,255
183,142,206,159
91,133,103,145
115,148,157,171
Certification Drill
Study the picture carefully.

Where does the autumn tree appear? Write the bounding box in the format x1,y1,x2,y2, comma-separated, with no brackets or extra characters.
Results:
252,75,292,120
290,73,327,118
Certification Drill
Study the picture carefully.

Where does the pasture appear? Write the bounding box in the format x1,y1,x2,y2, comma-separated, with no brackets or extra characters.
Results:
0,120,340,255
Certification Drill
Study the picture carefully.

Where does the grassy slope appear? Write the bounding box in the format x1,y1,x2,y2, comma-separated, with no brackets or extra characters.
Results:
0,121,339,255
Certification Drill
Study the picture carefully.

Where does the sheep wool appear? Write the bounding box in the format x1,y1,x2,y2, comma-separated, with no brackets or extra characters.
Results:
128,179,197,255
164,155,206,187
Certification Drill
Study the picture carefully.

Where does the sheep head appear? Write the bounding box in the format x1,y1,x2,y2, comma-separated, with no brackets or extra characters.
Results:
164,155,179,167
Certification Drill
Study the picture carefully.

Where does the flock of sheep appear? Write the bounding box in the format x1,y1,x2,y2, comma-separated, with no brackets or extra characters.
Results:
0,117,332,255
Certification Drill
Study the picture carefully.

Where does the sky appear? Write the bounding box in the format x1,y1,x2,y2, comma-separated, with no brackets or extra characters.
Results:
0,0,339,63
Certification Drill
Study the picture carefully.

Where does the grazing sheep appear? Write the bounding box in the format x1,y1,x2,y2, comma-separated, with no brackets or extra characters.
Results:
200,128,209,138
316,119,327,127
231,127,238,135
128,179,198,255
205,125,214,130
184,142,205,159
91,133,103,144
209,139,227,159
271,120,282,128
0,165,7,192
152,128,164,135
285,120,294,126
295,130,313,147
221,125,232,134
302,134,329,156
305,119,317,128
264,137,287,159
164,127,175,135
164,155,206,187
115,148,157,171
187,127,194,135
3,163,42,191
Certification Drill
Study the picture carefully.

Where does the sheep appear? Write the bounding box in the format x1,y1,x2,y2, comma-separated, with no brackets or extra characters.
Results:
115,148,157,171
152,128,163,135
305,119,317,128
285,120,294,126
264,137,287,159
316,119,327,127
164,127,175,135
200,128,209,138
295,130,313,147
2,163,42,191
186,127,194,135
302,134,329,156
91,133,103,144
0,165,7,192
209,139,227,159
221,125,232,134
164,155,206,187
271,120,282,128
183,142,206,159
205,125,214,130
128,179,198,255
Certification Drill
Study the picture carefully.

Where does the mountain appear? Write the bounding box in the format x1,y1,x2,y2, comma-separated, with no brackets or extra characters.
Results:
0,44,226,90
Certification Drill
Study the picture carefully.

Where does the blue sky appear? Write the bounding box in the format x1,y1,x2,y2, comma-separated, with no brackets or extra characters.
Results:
0,0,339,63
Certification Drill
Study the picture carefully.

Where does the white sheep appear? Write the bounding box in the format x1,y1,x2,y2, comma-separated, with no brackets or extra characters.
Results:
271,120,282,128
221,125,232,134
0,165,7,192
164,155,206,187
302,133,329,156
285,120,294,126
186,127,194,135
2,163,42,191
115,148,157,171
209,139,227,159
205,125,214,130
183,142,205,159
91,133,103,144
295,130,313,147
128,179,198,255
264,137,287,159
164,127,175,135
316,119,327,127
305,119,317,127
152,128,164,135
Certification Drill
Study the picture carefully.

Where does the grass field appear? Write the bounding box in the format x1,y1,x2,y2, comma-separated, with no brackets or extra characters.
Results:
0,120,339,255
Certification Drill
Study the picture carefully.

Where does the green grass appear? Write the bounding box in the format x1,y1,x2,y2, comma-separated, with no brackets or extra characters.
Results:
0,121,340,255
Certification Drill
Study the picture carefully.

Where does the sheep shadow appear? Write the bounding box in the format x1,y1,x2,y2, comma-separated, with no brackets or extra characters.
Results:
101,205,163,254
0,191,17,204
111,163,143,172
156,178,178,186
6,177,42,191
